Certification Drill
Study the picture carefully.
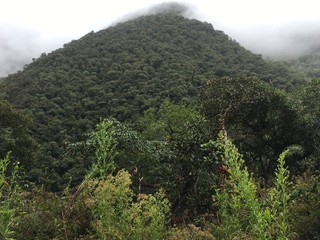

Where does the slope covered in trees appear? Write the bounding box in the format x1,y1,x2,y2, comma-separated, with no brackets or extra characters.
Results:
1,9,320,238
2,13,307,188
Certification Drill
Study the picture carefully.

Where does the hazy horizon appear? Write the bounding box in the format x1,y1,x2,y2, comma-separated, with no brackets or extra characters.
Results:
1,0,320,77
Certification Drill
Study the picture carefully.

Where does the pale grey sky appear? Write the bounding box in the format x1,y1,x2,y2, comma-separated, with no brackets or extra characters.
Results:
1,0,320,76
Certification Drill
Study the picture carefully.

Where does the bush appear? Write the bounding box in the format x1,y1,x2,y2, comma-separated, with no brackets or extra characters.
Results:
87,119,171,239
205,132,292,239
12,186,92,240
0,152,20,239
168,224,215,240
90,170,170,240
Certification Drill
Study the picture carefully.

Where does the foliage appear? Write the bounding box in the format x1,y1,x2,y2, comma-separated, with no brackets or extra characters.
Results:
208,133,267,239
69,117,161,195
0,152,20,240
130,190,171,239
0,99,36,168
288,47,320,78
90,170,170,239
168,224,215,240
11,186,93,239
87,119,117,179
290,78,320,175
12,118,171,239
200,76,304,179
86,124,171,240
139,99,200,140
206,132,292,239
73,106,217,219
297,79,320,153
2,13,306,189
290,174,320,239
269,150,292,239
139,101,217,217
0,10,319,239
11,119,117,239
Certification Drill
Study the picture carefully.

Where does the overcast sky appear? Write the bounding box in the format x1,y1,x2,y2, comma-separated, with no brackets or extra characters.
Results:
1,0,320,77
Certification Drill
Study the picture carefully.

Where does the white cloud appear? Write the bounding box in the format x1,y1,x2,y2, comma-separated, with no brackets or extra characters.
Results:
1,0,320,76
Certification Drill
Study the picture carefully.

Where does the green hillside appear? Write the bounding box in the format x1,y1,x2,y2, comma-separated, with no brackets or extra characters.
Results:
2,13,306,188
1,10,320,239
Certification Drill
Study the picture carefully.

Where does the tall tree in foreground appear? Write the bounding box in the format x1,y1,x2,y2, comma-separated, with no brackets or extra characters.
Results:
139,101,217,217
200,76,302,179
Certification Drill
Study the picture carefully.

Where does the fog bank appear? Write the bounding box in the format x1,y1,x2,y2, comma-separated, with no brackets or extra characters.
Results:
1,1,320,77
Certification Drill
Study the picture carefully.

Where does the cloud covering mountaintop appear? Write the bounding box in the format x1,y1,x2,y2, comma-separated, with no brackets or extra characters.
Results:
1,0,320,77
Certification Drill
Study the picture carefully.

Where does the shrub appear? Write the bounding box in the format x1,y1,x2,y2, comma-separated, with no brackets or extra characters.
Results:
0,152,20,239
205,132,292,239
12,186,93,240
168,224,215,240
90,170,170,240
86,119,171,239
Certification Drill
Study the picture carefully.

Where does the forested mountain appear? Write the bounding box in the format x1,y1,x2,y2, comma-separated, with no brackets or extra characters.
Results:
2,13,306,188
1,10,320,239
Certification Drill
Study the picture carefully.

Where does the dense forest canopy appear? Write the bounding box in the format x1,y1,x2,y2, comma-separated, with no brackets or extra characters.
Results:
2,13,308,189
0,10,320,239
289,46,320,78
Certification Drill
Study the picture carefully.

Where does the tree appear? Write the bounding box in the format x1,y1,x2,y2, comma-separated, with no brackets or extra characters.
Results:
139,100,200,141
139,101,217,217
297,79,320,162
200,76,302,179
0,98,37,168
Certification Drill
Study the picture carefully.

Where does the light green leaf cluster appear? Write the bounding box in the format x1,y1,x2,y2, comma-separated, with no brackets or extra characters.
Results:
0,152,20,240
85,119,171,239
87,119,117,179
209,132,292,239
91,170,170,240
268,150,291,239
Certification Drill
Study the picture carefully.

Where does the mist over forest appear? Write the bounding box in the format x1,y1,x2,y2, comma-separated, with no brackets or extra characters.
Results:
1,2,320,77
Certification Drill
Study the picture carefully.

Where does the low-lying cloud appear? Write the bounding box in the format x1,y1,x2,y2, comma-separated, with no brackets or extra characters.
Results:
0,24,38,77
112,2,195,25
1,1,320,77
232,21,320,59
0,24,66,77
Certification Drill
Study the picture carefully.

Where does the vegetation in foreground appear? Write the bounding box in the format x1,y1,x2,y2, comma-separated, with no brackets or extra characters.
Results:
1,76,320,238
0,119,304,239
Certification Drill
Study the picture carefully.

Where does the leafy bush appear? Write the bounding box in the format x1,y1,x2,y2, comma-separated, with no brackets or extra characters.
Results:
12,186,92,240
89,170,170,240
0,152,20,239
168,224,215,240
205,132,292,239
